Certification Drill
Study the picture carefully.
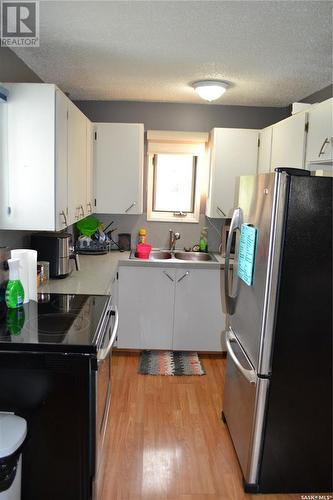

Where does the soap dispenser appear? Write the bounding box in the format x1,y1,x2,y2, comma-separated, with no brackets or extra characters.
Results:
5,258,25,309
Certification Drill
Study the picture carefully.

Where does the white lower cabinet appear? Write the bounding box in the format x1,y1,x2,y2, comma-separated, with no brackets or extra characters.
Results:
173,268,225,351
117,267,175,349
117,265,226,351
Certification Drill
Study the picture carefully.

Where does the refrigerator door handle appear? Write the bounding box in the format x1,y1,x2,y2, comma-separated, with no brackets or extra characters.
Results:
224,207,242,314
226,330,256,384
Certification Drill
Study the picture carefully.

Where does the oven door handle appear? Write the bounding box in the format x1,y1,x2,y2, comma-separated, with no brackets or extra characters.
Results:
97,305,119,362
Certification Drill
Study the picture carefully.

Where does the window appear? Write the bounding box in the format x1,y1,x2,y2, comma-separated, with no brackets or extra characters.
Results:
147,130,208,223
152,154,197,214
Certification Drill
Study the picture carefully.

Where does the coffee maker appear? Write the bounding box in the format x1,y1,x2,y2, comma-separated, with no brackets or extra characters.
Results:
31,232,80,279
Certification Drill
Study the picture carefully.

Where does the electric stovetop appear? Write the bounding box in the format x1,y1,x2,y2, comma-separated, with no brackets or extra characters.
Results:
0,293,110,354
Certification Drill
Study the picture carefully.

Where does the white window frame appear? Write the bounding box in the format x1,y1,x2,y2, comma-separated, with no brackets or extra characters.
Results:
147,131,208,223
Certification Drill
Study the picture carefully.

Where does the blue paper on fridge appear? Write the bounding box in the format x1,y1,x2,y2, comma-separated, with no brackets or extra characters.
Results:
238,224,258,286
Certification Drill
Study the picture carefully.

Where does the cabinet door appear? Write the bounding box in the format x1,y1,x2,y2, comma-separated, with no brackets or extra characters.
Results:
55,90,68,230
67,102,87,225
86,119,94,216
206,128,259,218
258,127,273,174
117,266,175,349
94,123,144,214
173,268,226,351
271,113,307,170
306,98,333,164
0,83,56,230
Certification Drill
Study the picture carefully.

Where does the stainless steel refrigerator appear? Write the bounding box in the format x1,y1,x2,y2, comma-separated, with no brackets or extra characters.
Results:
222,168,332,493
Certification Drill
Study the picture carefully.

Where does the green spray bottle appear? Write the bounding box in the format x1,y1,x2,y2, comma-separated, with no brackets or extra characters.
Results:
5,258,25,308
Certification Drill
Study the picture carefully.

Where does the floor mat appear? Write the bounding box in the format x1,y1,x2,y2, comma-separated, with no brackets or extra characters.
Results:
138,350,206,375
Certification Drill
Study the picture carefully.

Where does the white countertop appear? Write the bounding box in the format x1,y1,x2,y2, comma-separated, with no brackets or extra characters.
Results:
38,250,229,296
39,251,130,296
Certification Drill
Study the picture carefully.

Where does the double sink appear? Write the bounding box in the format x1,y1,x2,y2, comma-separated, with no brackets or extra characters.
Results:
130,250,217,262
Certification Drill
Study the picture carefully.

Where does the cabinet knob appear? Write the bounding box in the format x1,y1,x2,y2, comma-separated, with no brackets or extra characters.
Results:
80,205,85,217
177,271,189,283
125,202,136,213
163,270,174,282
217,206,226,217
60,210,68,227
318,137,330,156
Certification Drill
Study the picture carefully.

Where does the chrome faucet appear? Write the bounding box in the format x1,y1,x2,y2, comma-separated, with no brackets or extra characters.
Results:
169,229,180,251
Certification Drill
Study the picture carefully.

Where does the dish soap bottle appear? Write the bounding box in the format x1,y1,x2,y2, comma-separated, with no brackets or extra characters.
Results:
199,227,208,253
5,258,25,309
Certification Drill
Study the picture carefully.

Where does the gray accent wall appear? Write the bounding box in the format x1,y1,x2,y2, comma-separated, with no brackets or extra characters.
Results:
301,84,333,104
0,48,43,83
95,213,225,254
75,100,289,131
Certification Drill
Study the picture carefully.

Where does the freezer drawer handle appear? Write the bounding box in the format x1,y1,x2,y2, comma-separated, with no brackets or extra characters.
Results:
98,305,119,362
226,330,256,384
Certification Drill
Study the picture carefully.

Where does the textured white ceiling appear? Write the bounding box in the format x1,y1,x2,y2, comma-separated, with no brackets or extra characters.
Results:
12,0,332,106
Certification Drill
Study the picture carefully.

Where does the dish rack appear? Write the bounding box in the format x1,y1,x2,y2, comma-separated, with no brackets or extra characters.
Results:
75,240,111,255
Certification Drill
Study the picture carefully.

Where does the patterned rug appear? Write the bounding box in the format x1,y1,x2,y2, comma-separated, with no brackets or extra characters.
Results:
138,350,206,376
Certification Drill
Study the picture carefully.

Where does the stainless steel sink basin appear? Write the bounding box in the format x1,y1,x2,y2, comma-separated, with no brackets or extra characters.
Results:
174,252,214,261
130,250,217,262
149,251,172,260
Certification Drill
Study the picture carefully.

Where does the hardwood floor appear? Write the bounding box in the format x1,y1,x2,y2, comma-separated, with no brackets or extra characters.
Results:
100,353,301,500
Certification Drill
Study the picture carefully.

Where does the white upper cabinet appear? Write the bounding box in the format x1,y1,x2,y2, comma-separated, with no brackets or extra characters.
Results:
257,126,273,174
306,98,333,164
0,84,56,231
270,112,307,170
67,101,87,225
55,90,69,230
86,120,94,216
206,128,259,218
94,123,144,214
0,83,92,231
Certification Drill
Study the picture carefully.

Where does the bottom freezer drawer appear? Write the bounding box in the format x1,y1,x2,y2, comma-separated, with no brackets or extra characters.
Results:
223,331,270,486
223,340,257,478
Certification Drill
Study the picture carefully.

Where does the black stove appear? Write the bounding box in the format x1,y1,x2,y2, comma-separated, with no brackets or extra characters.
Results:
0,293,111,354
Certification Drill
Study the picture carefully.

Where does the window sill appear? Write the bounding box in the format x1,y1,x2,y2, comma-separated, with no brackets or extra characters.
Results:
147,214,199,223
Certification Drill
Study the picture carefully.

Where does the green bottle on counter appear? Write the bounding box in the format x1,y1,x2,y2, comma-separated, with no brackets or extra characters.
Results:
199,227,208,253
5,258,25,309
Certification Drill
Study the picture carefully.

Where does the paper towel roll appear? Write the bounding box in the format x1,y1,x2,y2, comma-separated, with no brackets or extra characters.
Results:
11,249,37,302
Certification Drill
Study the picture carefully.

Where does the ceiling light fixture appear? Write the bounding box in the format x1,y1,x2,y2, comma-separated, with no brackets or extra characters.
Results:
192,80,229,102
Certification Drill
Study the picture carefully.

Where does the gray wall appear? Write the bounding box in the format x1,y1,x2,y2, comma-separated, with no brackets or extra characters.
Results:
301,84,333,104
0,48,43,83
75,100,289,132
96,213,224,254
